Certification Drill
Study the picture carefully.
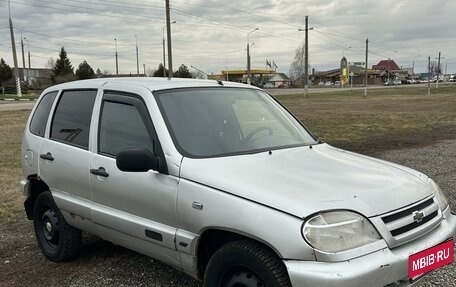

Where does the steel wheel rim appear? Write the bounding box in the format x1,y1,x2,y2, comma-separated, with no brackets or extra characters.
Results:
40,207,60,249
221,266,264,287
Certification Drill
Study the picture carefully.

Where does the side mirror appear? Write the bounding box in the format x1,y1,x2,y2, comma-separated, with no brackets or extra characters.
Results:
116,148,159,172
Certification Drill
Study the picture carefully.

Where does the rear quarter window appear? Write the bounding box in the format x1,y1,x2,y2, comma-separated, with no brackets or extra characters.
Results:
29,91,58,137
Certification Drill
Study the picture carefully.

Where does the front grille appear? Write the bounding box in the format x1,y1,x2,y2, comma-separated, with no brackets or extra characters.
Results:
390,210,438,236
381,197,440,238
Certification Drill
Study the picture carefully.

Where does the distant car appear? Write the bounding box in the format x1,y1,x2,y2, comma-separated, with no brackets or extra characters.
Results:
394,79,402,85
324,81,334,86
318,81,325,86
264,83,274,88
448,75,456,82
384,80,394,86
334,81,341,86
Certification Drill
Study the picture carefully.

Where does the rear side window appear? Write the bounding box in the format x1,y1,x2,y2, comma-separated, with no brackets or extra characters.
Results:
29,91,58,137
50,90,97,149
99,101,154,157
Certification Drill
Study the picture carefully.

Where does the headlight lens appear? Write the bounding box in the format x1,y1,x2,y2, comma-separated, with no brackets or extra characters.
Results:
429,179,449,211
303,211,381,253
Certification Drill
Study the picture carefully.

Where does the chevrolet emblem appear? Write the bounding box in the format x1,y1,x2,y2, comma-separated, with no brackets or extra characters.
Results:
412,211,425,223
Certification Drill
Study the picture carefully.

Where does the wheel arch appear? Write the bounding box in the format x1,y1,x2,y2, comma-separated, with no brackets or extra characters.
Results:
24,174,50,220
195,227,283,280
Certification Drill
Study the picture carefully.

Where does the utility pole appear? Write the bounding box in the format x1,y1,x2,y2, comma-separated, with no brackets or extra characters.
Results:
162,21,175,79
114,38,119,75
364,38,368,97
135,35,139,76
247,43,250,84
162,25,166,78
24,37,30,68
436,52,441,88
143,64,146,75
165,0,173,79
8,0,21,97
304,15,309,96
21,34,26,81
246,27,258,85
427,56,431,96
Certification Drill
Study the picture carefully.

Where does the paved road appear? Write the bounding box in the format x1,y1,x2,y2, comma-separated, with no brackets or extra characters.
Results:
266,83,453,96
0,102,35,111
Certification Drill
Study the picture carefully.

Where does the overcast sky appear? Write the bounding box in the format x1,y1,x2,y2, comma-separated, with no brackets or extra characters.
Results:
1,0,455,75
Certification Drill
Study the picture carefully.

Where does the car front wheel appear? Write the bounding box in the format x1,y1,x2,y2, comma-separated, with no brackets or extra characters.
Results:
33,191,82,261
203,240,291,287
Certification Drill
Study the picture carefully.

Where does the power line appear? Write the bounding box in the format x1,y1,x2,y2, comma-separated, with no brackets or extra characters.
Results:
60,0,164,11
14,27,136,47
3,0,165,23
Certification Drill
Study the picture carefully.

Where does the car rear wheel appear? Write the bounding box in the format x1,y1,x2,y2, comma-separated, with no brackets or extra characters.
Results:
33,191,81,261
203,240,291,287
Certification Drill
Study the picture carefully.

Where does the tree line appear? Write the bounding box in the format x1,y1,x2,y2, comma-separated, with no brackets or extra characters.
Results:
0,46,198,93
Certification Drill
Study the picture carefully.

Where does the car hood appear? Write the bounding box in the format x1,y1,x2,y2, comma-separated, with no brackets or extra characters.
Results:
180,144,432,218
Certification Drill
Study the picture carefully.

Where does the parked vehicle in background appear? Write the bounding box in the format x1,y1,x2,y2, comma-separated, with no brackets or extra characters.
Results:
318,81,325,86
394,79,402,85
20,78,455,287
432,75,444,83
324,81,334,86
449,75,456,82
334,80,341,86
384,80,394,86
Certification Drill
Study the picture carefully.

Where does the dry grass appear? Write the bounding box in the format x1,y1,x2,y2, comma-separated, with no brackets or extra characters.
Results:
274,86,456,145
0,110,30,223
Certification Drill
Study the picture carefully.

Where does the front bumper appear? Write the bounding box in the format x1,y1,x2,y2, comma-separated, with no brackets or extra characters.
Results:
285,213,456,287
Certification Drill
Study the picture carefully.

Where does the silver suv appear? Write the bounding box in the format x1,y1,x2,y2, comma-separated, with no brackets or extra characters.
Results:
21,78,455,287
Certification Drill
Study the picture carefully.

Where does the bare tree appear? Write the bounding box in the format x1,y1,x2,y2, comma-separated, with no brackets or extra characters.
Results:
192,70,206,79
146,67,155,77
429,60,440,74
289,42,308,83
45,57,55,69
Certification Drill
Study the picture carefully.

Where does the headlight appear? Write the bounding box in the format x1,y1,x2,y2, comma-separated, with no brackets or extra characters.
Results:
429,178,449,211
302,211,381,253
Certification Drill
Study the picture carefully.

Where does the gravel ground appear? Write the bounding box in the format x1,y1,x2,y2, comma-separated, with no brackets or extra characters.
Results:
1,141,455,287
377,140,456,287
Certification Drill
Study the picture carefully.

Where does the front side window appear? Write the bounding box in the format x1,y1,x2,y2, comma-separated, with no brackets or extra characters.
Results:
30,91,58,137
98,100,153,157
50,90,97,149
155,88,316,158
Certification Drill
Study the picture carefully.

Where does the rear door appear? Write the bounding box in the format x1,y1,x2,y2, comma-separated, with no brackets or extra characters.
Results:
39,89,98,220
22,90,59,177
89,87,179,262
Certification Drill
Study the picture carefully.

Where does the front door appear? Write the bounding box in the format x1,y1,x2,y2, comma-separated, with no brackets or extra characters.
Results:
89,90,179,262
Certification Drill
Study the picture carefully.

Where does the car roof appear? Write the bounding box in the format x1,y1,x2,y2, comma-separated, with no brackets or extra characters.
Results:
47,77,260,92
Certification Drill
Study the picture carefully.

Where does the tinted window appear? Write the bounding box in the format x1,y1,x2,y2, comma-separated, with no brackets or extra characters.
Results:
99,101,154,157
50,90,97,149
29,91,58,137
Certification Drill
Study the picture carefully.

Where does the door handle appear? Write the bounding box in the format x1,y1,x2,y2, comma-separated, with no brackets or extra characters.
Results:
90,167,109,177
40,152,54,161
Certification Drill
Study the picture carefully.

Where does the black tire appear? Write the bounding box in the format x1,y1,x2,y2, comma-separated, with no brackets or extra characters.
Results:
33,191,82,261
203,240,292,287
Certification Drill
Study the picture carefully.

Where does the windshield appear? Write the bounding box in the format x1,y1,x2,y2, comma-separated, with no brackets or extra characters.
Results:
155,87,316,158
